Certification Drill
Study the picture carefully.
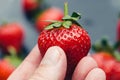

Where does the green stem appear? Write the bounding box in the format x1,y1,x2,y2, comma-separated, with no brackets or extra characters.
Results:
6,46,22,67
7,46,17,57
64,2,68,16
113,51,120,61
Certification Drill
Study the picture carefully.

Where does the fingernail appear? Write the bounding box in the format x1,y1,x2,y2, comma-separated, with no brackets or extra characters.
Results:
41,46,62,65
85,68,106,80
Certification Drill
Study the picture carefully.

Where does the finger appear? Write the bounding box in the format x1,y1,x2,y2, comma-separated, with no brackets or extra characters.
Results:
72,56,98,80
85,68,106,80
29,46,67,80
8,44,42,80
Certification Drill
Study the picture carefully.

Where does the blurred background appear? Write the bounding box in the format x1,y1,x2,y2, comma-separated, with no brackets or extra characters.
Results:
0,0,120,80
0,0,119,51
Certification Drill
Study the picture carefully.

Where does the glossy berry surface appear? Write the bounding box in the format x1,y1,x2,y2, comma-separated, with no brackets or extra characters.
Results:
38,24,91,79
0,23,24,53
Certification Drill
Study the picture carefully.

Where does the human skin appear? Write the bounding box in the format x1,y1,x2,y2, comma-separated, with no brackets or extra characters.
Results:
8,45,106,80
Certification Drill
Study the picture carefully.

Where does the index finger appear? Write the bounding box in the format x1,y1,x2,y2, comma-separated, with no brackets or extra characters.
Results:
8,44,42,80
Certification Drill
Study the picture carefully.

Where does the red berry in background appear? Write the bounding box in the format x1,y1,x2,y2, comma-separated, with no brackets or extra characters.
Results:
116,14,120,42
0,47,22,80
116,15,120,51
92,52,115,80
92,38,120,80
22,0,46,23
22,0,40,11
117,18,120,41
36,7,64,32
38,3,91,80
111,62,120,80
0,23,24,53
0,60,15,80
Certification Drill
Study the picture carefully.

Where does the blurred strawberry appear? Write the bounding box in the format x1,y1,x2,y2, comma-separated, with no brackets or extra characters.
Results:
116,14,120,52
92,38,120,80
36,7,64,32
0,23,24,54
22,0,41,12
116,14,120,41
0,47,23,80
92,52,115,80
22,0,46,23
0,60,15,80
4,46,23,66
111,62,120,80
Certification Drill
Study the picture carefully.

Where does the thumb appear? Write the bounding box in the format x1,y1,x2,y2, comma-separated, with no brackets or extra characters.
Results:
29,46,67,80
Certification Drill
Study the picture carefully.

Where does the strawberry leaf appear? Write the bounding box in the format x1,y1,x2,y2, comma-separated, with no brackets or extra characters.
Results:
45,25,54,30
62,15,71,20
71,12,81,21
114,51,120,61
53,22,62,28
63,21,72,28
5,46,22,67
62,12,81,21
44,3,82,30
62,11,81,26
45,22,62,30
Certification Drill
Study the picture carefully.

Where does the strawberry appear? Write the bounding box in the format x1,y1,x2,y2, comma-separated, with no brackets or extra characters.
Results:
0,23,24,53
111,62,120,80
0,47,22,80
22,0,40,12
117,20,120,41
92,38,120,80
117,14,120,41
116,15,120,51
0,60,15,80
36,7,64,32
38,3,91,80
92,52,115,80
22,0,44,23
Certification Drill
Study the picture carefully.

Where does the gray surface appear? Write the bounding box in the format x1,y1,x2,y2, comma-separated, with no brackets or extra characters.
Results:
0,0,120,52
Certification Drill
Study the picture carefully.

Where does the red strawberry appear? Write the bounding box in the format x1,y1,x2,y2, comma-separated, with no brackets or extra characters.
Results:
117,15,120,41
117,20,120,41
0,60,15,80
38,3,91,80
0,47,22,80
0,23,24,53
36,7,64,32
92,38,120,80
22,0,40,11
111,62,120,80
92,52,115,80
116,15,120,51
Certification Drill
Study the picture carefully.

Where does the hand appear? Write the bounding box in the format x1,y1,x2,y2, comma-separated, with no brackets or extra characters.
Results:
8,45,106,80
